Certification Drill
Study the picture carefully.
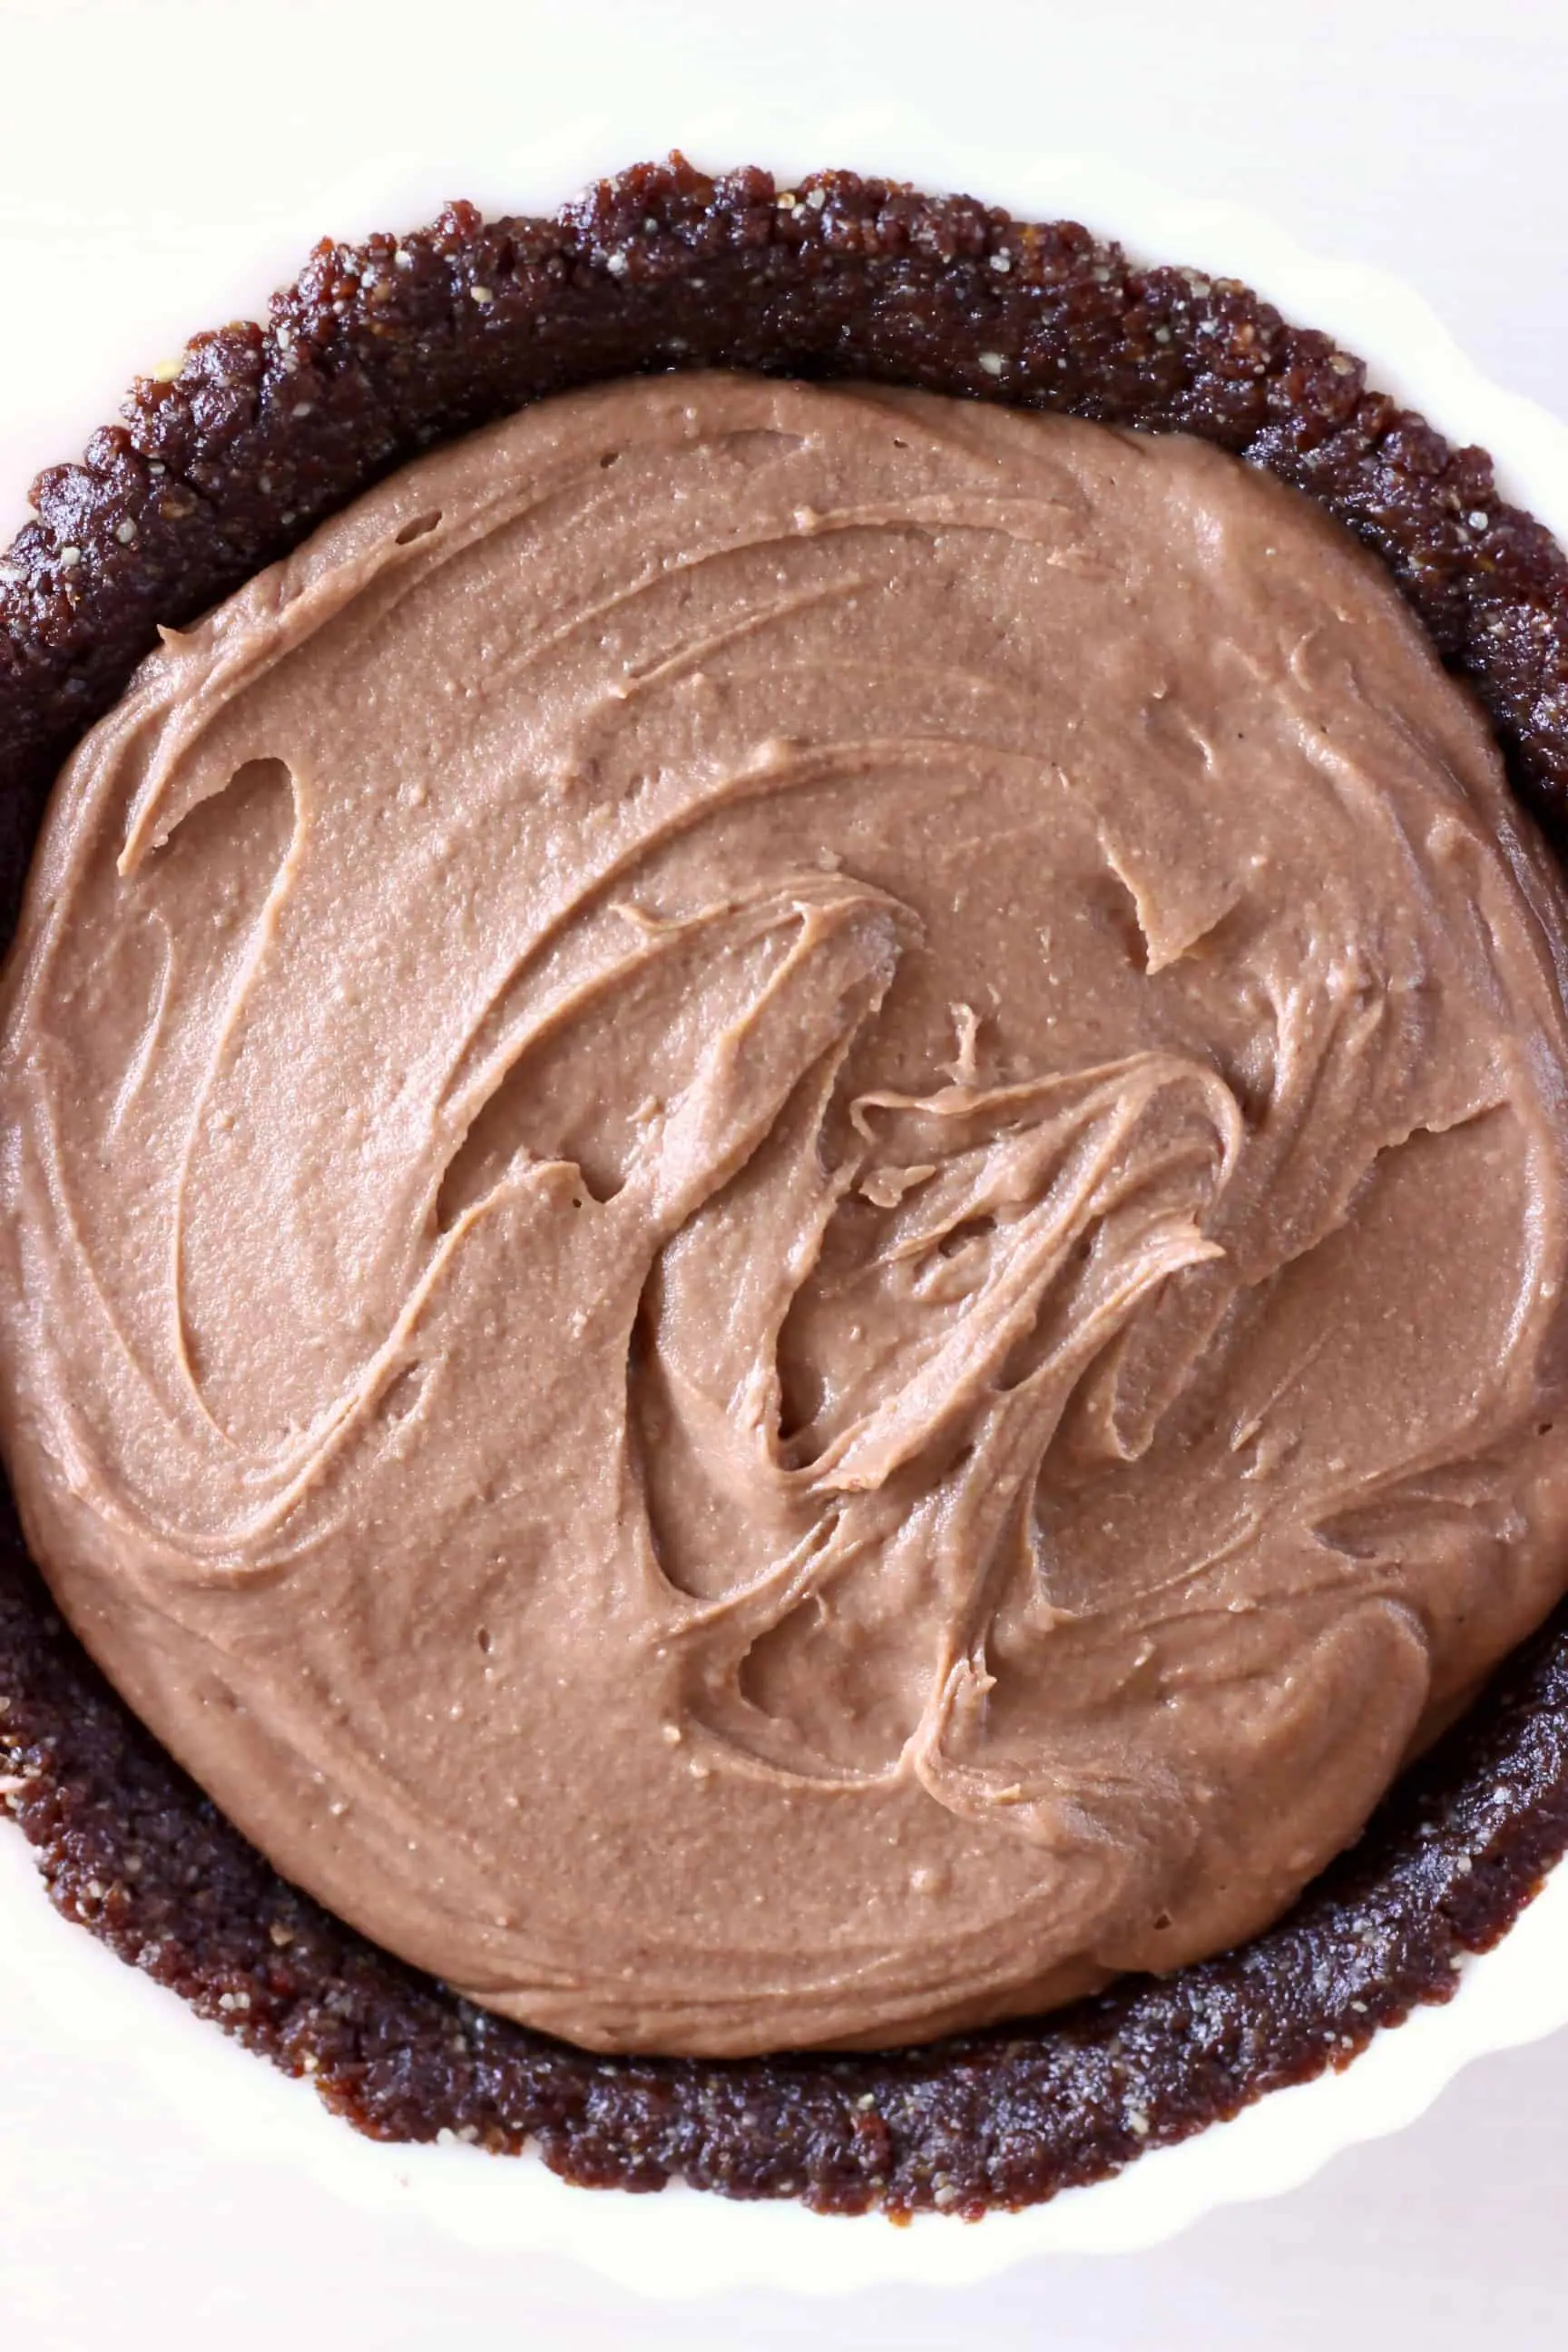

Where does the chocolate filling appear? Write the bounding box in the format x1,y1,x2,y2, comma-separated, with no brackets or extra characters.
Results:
3,156,1568,2214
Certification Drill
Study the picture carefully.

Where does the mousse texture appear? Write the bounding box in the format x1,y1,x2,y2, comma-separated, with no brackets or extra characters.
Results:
2,159,1568,2208
6,371,1568,2055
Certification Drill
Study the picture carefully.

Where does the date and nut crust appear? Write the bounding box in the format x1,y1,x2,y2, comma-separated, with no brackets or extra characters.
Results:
3,155,1568,2217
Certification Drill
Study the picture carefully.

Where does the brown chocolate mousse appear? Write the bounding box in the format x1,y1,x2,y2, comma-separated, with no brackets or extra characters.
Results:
3,160,1568,2209
6,368,1568,2059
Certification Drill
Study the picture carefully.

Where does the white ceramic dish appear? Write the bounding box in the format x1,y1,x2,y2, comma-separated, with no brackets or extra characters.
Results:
4,119,1568,2298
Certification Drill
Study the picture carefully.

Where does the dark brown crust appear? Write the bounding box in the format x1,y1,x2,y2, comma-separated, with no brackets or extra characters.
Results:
4,155,1568,2220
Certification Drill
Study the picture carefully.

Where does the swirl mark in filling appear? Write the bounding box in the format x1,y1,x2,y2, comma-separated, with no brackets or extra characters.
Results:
5,374,1568,2053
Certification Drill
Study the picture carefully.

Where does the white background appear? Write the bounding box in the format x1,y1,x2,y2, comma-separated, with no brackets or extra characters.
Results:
3,0,1568,2342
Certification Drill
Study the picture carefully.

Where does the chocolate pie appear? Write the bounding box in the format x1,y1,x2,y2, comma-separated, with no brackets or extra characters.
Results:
3,158,1568,2214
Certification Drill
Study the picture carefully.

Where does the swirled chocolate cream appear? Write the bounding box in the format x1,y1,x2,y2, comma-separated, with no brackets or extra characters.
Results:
6,371,1568,2059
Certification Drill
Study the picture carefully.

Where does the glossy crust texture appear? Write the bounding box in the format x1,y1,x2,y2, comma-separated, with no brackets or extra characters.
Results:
3,156,1568,2218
